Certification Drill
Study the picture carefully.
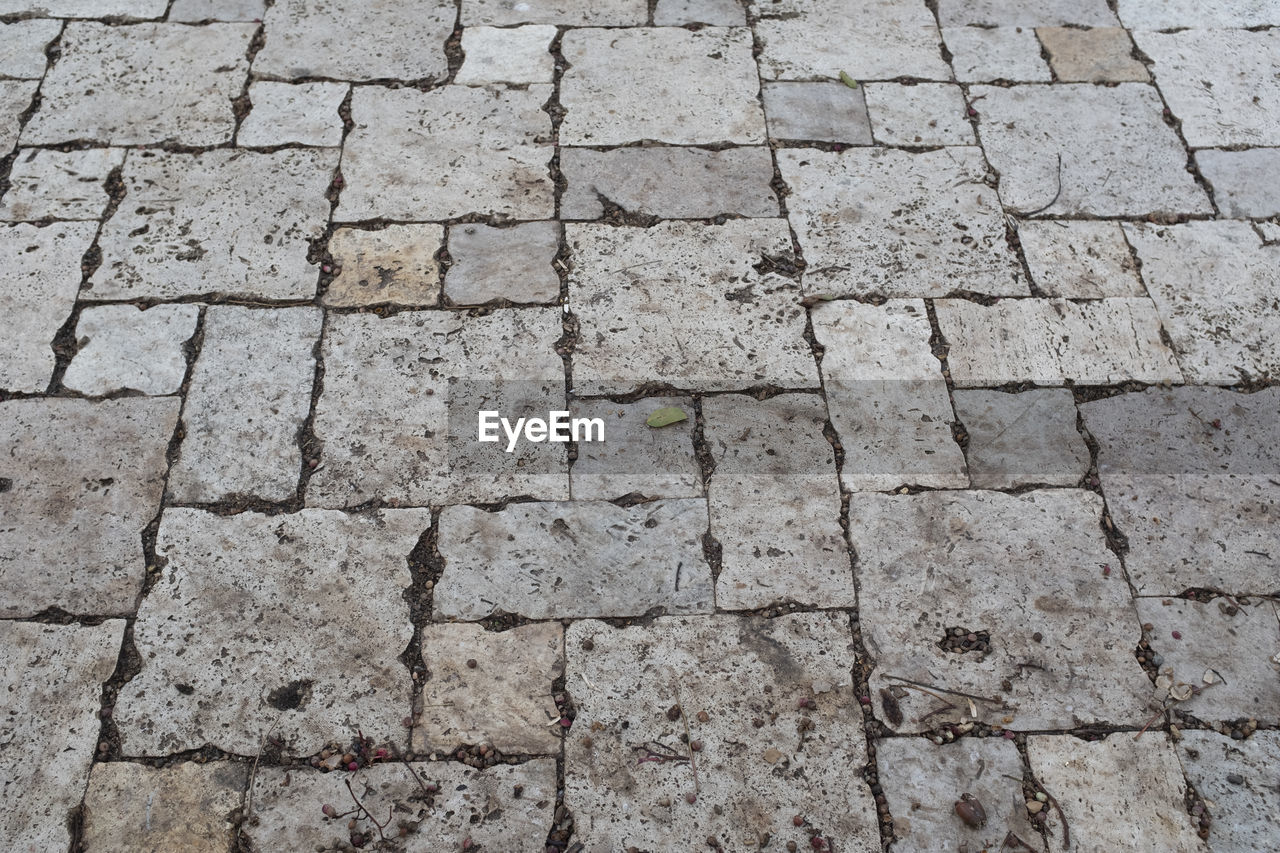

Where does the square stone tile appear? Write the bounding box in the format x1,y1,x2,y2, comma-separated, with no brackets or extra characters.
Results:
655,0,744,25
23,23,252,146
91,149,336,301
0,79,37,151
0,147,126,222
167,306,321,504
1117,0,1280,27
704,394,855,610
864,83,975,146
462,0,646,25
0,621,124,853
0,398,177,617
567,220,816,394
115,508,428,755
323,224,443,307
238,81,347,147
444,221,559,306
1017,219,1143,297
456,25,557,85
339,85,554,221
971,83,1211,216
778,148,1026,298
1196,148,1280,219
762,82,873,144
942,26,1051,82
1177,730,1280,853
1039,26,1148,83
853,490,1151,731
954,388,1089,489
560,28,764,145
0,0,164,13
170,0,266,20
63,304,199,397
569,397,701,501
938,0,1117,25
82,763,246,853
0,19,60,78
565,613,881,850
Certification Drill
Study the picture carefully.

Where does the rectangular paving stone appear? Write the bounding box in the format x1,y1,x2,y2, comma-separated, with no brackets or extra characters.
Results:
339,85,554,221
936,297,1183,385
1177,730,1280,853
238,80,347,147
0,0,164,13
433,499,712,620
1196,148,1280,218
456,25,557,85
853,490,1150,731
0,398,177,617
0,19,60,78
462,0,646,25
942,26,1051,82
954,388,1089,489
1016,219,1144,298
761,82,873,144
655,0,744,25
560,146,779,220
91,149,336,301
170,0,266,20
565,613,881,850
167,306,320,504
778,148,1026,298
939,0,1117,25
569,397,701,501
0,621,124,853
1039,26,1148,83
1117,0,1280,27
864,82,976,146
63,304,199,397
114,507,428,755
82,763,246,853
703,394,855,611
0,147,125,222
323,224,444,307
444,221,559,305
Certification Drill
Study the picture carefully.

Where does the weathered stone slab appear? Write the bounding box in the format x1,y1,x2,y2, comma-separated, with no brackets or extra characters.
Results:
853,490,1150,731
323,224,443,307
1196,148,1280,219
82,763,246,853
170,0,265,20
1081,387,1280,595
954,388,1088,489
0,147,125,222
864,82,975,146
339,85,554,221
566,613,880,850
1118,0,1280,27
938,0,1116,25
444,221,559,305
655,0,744,25
456,25,557,85
462,0,646,25
115,508,427,755
91,149,335,301
0,19,60,78
1039,26,1148,83
0,398,177,617
1177,730,1280,853
0,0,164,13
778,148,1025,298
0,79,36,151
569,397,702,501
238,81,347,147
1016,220,1143,297
63,304,199,397
942,26,1051,82
761,82,873,144
433,500,712,620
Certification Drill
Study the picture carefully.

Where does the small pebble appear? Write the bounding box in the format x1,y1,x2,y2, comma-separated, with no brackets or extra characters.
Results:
697,711,710,723
466,659,477,669
1172,631,1183,640
1226,773,1244,785
793,814,805,826
685,792,697,804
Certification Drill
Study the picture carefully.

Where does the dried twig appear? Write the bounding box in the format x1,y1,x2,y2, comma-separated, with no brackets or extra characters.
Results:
344,777,393,842
674,683,700,793
1009,153,1063,217
243,714,283,825
1136,681,1219,740
882,674,1001,705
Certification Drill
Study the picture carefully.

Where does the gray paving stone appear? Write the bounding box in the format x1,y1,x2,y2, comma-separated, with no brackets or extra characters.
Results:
82,762,246,853
565,613,881,850
569,397,701,501
1258,221,1280,244
936,297,1183,385
23,23,252,146
444,221,559,305
778,148,1026,298
954,388,1089,489
853,490,1150,731
761,82,873,144
91,149,336,301
238,81,347,147
0,19,60,78
938,0,1117,26
0,79,36,152
567,220,816,394
339,85,554,221
864,82,976,146
560,146,779,219
462,0,646,25
169,0,266,20
1016,219,1144,298
0,621,124,853
654,0,744,25
323,224,443,307
433,499,712,620
63,304,199,397
456,25,557,85
0,147,125,222
942,26,1052,82
414,622,564,754
1196,148,1280,219
1081,386,1280,596
1177,730,1280,853
1124,221,1280,383
1039,26,1148,83
703,394,855,611
972,83,1211,216
0,221,96,393
0,0,165,16
1118,0,1280,29
115,507,427,755
560,28,764,145
167,306,320,504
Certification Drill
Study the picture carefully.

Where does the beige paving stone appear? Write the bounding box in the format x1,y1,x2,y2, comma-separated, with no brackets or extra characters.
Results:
63,304,199,397
238,80,347,147
0,621,124,853
1016,219,1144,297
456,25,557,85
560,28,764,145
1177,730,1280,853
864,82,976,146
1118,0,1280,27
323,224,444,307
444,221,559,305
1196,148,1280,219
761,82,873,144
91,149,336,301
82,762,246,853
778,148,1026,298
114,508,427,755
1039,26,1149,82
414,622,564,754
654,0,744,25
433,499,712,620
938,0,1117,26
943,25,1051,82
339,85,554,221
0,79,37,152
565,612,880,850
569,397,701,501
462,0,646,25
853,490,1150,731
0,398,177,617
23,23,252,146
0,19,60,78
954,388,1089,489
0,0,164,13
0,147,125,222
170,0,266,20
703,394,855,610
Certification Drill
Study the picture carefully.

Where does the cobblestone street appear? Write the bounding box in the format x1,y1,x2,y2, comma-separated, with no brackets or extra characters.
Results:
1,1,1278,851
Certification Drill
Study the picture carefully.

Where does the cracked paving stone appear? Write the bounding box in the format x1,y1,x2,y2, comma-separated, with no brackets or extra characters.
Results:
567,220,816,394
703,394,855,611
1177,730,1280,853
237,80,348,147
811,299,968,491
1038,26,1149,83
760,82,873,144
953,388,1090,489
0,79,36,151
569,397,702,501
0,621,124,853
971,83,1211,216
1196,148,1280,219
23,23,252,146
167,306,321,504
0,19,59,78
323,224,444,307
864,83,976,147
63,303,200,397
1028,735,1209,853
90,149,336,301
433,499,712,620
0,398,177,617
456,25,557,85
1082,386,1280,596
461,0,646,25
114,508,428,755
169,0,266,20
246,760,557,852
0,147,125,222
338,85,554,221
0,0,165,13
654,0,744,25
1117,0,1280,27
82,762,246,853
444,221,559,305
778,148,1025,298
565,612,881,850
307,309,568,507
852,490,1150,731
938,0,1117,26
414,622,564,754
1016,219,1144,298
942,26,1051,82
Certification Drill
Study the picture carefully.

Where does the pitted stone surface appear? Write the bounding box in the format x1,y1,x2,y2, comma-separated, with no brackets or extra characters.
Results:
1196,148,1280,219
1016,219,1143,297
1038,26,1149,83
760,82,873,144
323,224,444,307
0,0,164,13
0,79,37,151
82,763,246,853
942,26,1051,82
864,83,975,146
954,388,1089,489
938,0,1117,26
569,397,701,501
0,147,125,222
444,221,559,305
63,304,199,397
238,81,347,147
456,25,557,85
655,0,744,25
170,0,266,20
0,19,60,78
462,0,646,25
1177,730,1280,853
1117,0,1280,27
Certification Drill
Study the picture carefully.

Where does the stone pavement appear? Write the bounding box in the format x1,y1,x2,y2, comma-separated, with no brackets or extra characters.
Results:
0,1,1277,851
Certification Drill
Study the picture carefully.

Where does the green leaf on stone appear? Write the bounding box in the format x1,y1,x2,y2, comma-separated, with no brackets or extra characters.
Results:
839,70,858,89
646,406,688,428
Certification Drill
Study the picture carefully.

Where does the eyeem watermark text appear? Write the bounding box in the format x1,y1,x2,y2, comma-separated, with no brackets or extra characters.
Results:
478,411,606,452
